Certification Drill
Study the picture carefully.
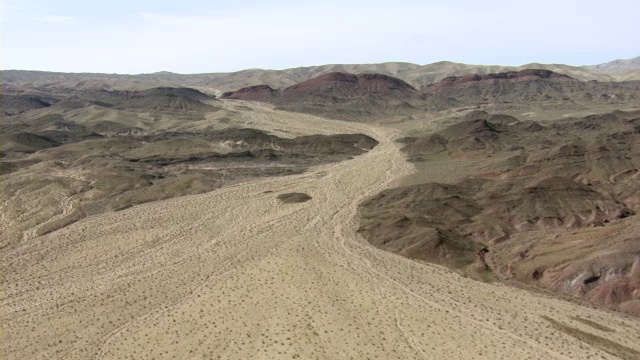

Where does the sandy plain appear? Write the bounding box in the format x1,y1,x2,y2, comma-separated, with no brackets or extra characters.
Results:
2,101,640,359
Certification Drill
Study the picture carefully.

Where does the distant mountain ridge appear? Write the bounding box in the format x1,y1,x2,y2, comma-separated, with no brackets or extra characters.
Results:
586,56,640,73
2,56,640,93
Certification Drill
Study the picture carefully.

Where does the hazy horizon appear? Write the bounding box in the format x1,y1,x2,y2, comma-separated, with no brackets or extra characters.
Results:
3,55,640,76
2,0,639,74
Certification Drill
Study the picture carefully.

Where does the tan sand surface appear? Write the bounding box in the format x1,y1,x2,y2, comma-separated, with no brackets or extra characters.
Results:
2,102,639,359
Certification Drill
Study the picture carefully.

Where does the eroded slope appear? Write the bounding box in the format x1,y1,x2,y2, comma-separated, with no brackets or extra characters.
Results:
359,110,640,314
3,102,639,360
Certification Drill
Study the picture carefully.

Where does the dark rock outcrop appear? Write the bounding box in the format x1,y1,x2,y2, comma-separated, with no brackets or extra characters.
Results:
221,85,279,102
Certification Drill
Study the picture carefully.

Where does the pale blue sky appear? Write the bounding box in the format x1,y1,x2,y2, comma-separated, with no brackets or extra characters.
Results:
1,0,638,74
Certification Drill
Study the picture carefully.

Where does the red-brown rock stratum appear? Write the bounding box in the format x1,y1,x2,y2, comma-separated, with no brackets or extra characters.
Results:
220,72,459,119
220,84,279,102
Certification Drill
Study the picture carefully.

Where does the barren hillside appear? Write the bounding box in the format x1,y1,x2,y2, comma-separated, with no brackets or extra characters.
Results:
3,102,640,360
360,109,640,316
2,63,640,360
4,56,639,93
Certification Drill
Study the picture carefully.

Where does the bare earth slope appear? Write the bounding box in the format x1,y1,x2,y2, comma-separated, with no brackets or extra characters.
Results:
587,56,640,73
359,109,640,318
2,102,639,360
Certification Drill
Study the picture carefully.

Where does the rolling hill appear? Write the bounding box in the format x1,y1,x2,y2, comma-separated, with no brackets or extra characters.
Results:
3,56,639,94
222,72,460,119
3,59,640,359
360,109,640,315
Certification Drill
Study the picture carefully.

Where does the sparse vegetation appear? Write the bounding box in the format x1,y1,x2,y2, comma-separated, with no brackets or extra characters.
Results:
2,66,640,360
359,109,640,313
541,316,640,360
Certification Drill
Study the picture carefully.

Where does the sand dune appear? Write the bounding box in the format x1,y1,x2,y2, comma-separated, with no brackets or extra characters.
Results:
2,102,639,359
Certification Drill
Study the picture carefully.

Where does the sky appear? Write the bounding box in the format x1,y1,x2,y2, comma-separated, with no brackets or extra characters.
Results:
1,0,639,74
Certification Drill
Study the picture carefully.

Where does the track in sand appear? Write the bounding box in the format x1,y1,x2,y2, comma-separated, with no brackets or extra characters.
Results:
2,102,639,359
